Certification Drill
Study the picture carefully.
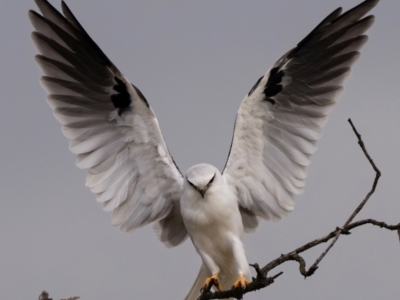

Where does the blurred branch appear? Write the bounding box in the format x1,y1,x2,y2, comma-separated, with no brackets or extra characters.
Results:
198,120,400,300
38,291,79,300
39,291,52,300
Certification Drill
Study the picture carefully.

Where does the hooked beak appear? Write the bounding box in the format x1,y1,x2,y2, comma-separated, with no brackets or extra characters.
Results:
198,188,207,198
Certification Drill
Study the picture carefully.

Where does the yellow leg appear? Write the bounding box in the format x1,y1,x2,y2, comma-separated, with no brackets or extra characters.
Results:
232,274,250,290
201,273,222,291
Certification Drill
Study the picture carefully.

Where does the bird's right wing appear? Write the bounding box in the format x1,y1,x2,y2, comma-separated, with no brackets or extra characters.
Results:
222,0,378,225
30,0,187,245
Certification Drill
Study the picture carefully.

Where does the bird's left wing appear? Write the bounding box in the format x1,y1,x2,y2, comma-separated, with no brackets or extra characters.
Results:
29,0,186,241
223,0,378,225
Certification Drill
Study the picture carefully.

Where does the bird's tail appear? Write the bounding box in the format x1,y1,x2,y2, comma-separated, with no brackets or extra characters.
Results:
184,264,208,300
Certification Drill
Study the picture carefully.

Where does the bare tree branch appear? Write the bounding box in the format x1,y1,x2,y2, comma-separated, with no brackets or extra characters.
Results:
38,291,80,300
305,118,381,273
197,121,399,300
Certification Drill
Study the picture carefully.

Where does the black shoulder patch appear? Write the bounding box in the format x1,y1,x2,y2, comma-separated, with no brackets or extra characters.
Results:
248,76,263,96
111,77,131,115
264,67,285,98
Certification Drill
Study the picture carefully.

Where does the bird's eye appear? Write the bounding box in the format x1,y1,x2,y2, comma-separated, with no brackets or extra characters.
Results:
208,174,216,185
187,178,196,188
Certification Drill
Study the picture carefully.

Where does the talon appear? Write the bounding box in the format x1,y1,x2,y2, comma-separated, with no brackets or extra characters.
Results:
201,273,222,291
232,274,250,290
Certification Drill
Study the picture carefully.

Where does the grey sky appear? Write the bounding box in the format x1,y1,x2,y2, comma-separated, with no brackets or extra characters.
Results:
1,0,399,299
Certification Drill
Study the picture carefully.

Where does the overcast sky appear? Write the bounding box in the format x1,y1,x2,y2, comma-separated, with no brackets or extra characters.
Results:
1,0,399,299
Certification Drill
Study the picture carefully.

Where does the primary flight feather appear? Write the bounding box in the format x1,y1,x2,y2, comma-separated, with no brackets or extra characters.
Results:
29,0,379,298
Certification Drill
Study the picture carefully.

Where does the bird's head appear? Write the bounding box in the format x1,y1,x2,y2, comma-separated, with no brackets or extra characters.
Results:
184,164,220,198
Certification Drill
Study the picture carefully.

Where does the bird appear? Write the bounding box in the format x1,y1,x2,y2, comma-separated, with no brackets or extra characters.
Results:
29,0,379,299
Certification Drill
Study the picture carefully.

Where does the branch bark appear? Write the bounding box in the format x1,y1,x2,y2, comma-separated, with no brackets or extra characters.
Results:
197,120,399,300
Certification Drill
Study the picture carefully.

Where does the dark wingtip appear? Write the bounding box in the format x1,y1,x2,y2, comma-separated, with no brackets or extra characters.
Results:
34,0,58,17
61,0,69,15
364,14,376,24
335,7,343,15
296,6,343,50
366,0,380,7
28,9,42,24
61,0,76,22
28,9,39,17
332,0,380,26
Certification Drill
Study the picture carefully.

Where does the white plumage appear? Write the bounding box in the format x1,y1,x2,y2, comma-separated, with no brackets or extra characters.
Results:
29,0,379,299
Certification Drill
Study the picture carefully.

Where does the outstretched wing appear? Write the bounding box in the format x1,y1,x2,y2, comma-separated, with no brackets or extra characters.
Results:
223,0,378,224
30,0,187,243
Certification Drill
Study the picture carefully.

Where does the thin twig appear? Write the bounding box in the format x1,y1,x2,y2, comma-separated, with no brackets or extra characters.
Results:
306,119,381,273
397,228,400,244
346,219,399,231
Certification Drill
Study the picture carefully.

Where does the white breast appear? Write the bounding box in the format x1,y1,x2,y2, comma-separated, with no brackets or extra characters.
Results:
180,180,243,268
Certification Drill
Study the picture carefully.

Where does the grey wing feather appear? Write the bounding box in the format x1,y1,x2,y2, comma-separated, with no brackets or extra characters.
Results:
153,204,188,248
223,0,379,227
30,0,187,246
